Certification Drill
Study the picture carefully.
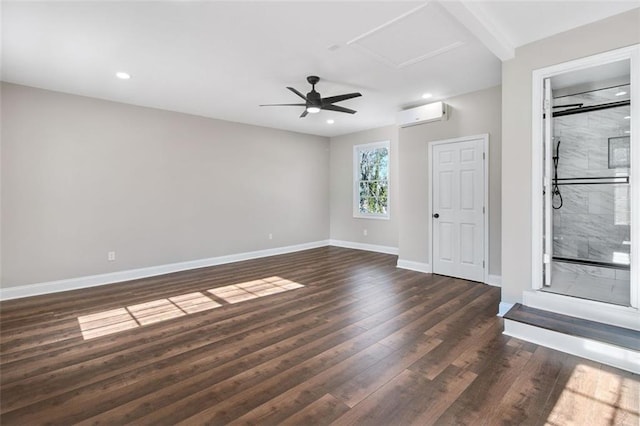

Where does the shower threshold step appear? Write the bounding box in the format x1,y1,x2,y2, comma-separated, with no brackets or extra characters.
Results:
503,303,639,373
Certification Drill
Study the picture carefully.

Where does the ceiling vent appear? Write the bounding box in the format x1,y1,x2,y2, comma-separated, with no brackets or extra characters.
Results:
396,102,448,127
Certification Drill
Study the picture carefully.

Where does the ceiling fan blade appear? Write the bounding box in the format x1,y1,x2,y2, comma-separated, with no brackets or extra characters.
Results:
321,104,357,114
260,103,306,107
287,87,308,101
321,92,362,105
300,109,308,118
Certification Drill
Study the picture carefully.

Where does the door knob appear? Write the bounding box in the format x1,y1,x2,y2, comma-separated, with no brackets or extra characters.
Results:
433,213,440,218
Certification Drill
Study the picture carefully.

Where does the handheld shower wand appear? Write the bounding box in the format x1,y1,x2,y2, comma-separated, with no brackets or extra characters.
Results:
552,139,563,209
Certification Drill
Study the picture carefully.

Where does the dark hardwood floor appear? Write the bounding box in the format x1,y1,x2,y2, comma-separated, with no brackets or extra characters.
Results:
1,246,638,425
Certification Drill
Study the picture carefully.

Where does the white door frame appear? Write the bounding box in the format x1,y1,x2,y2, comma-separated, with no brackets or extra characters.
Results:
530,44,640,314
428,134,489,284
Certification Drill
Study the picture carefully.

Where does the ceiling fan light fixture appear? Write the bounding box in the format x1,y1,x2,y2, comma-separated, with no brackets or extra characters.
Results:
260,76,361,118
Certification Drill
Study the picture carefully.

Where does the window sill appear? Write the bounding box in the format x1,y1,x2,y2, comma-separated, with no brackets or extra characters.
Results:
353,214,390,221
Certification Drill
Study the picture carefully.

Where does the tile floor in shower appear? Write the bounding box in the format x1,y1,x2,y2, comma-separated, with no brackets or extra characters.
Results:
543,261,630,306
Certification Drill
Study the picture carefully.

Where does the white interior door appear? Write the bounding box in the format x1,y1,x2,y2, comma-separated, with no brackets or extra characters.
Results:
432,138,485,282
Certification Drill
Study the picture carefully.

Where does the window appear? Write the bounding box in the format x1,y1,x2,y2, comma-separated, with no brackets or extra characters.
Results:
353,141,390,218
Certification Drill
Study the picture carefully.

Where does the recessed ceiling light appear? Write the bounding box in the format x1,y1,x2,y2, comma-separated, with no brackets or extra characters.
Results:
326,119,335,124
615,91,627,96
422,93,433,99
624,116,631,119
116,72,131,80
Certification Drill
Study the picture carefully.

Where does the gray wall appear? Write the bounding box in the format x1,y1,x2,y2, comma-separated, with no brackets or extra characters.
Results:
1,83,330,287
501,9,640,303
398,86,502,276
329,125,399,248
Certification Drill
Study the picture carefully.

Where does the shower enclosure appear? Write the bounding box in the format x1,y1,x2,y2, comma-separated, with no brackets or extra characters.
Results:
541,58,635,307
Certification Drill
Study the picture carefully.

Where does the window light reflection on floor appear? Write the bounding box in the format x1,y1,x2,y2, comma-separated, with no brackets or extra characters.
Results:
545,362,639,424
207,276,304,303
77,277,304,340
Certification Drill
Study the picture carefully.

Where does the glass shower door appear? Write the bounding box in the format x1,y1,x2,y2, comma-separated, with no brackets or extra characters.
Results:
542,60,632,306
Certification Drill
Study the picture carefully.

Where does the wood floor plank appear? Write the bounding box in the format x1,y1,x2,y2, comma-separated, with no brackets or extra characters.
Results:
2,304,364,423
330,335,443,408
331,366,477,426
408,315,501,380
377,283,494,350
0,247,637,426
227,342,394,425
1,277,374,383
486,345,572,425
1,291,357,411
279,393,350,426
434,334,535,424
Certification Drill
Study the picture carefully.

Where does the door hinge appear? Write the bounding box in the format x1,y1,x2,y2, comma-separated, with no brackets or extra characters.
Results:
482,260,485,268
482,206,485,214
483,152,486,160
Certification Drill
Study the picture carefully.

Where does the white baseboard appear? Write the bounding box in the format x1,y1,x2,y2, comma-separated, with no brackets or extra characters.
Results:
396,259,432,274
396,261,499,285
0,240,330,301
523,290,640,331
497,302,515,317
329,239,398,255
486,274,502,287
504,318,640,374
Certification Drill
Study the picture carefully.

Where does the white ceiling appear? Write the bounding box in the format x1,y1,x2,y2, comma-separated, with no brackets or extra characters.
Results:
2,1,638,137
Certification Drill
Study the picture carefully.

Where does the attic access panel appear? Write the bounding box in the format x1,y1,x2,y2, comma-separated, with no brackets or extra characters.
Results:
347,2,470,69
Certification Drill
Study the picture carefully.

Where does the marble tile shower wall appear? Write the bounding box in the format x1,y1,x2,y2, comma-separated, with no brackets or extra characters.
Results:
552,105,630,268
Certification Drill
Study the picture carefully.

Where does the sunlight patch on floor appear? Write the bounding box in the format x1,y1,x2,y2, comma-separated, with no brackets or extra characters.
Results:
77,307,139,340
207,276,304,304
77,277,304,340
77,291,219,340
544,362,640,425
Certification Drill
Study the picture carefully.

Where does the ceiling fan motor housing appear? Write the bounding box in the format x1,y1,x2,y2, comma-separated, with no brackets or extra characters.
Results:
306,76,321,106
306,90,321,107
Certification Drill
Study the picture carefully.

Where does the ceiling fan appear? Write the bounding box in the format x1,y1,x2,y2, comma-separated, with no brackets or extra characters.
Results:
260,76,362,118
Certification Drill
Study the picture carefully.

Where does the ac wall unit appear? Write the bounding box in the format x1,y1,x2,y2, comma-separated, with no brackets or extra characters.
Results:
396,101,448,127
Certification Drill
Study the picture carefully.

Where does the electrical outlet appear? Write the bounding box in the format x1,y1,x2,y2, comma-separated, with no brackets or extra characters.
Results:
268,233,273,240
107,251,116,261
363,229,368,236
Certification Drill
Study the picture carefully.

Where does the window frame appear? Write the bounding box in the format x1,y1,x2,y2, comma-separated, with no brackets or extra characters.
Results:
353,140,391,220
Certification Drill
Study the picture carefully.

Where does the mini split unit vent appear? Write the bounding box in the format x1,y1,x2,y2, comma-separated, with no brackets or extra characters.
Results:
396,101,448,127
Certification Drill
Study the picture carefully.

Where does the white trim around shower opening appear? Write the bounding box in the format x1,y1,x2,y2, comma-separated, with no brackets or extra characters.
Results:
530,44,640,328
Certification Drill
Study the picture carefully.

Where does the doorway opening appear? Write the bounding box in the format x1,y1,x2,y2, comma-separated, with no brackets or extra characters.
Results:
532,44,639,315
